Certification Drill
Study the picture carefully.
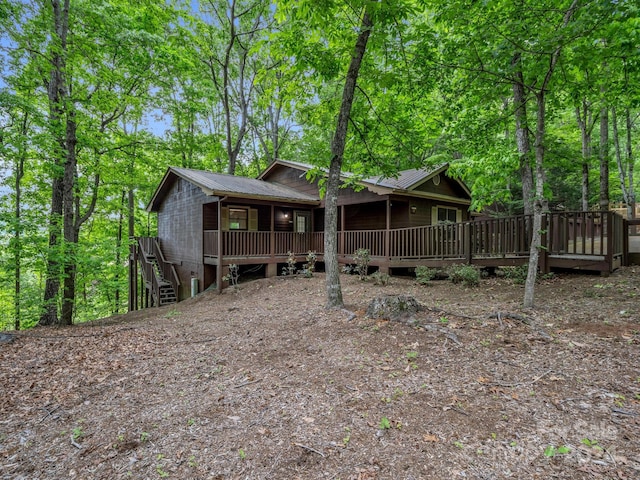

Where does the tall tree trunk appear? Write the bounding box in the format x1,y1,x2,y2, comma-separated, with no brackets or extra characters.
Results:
575,99,593,211
612,107,629,211
511,53,534,216
115,190,126,314
625,107,635,219
60,111,78,326
40,0,71,327
523,91,548,308
522,0,578,309
599,105,609,211
324,8,373,309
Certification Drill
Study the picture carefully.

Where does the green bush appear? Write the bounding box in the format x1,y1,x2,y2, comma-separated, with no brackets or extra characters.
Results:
353,248,370,280
501,265,529,284
500,265,555,284
447,264,480,287
415,266,438,285
370,270,390,286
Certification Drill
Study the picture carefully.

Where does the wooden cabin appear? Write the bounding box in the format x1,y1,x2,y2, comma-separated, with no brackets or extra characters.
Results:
130,160,630,309
131,160,472,307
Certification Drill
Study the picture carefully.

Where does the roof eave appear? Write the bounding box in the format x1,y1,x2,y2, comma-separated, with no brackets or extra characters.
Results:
146,167,175,213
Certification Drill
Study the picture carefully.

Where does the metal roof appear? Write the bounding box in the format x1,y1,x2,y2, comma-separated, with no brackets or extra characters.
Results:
362,164,448,190
262,159,451,192
147,167,320,212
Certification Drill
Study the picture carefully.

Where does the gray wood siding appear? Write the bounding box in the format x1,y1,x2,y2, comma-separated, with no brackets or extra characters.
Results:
414,175,469,199
344,201,387,230
405,197,469,227
157,177,209,300
336,186,381,207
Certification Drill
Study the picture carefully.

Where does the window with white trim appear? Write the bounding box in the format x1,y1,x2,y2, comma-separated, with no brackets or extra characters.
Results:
432,205,462,225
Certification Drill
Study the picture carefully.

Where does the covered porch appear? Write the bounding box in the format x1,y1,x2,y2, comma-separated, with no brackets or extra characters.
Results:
202,210,628,278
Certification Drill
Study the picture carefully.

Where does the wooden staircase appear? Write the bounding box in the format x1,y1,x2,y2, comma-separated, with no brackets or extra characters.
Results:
133,237,180,309
147,255,177,306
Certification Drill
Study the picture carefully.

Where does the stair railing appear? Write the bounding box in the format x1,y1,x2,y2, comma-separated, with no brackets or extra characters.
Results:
149,238,180,300
137,237,180,306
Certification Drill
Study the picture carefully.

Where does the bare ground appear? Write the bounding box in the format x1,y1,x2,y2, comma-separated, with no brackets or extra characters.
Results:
1,267,639,480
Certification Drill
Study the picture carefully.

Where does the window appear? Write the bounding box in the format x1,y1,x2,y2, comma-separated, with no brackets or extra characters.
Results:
294,211,311,233
437,207,458,224
229,208,248,230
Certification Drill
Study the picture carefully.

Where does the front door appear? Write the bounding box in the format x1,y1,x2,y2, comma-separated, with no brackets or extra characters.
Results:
294,210,311,233
293,210,312,252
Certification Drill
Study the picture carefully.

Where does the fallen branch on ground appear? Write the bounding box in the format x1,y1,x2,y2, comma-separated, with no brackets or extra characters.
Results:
293,442,325,457
490,369,553,388
488,312,553,340
419,323,461,345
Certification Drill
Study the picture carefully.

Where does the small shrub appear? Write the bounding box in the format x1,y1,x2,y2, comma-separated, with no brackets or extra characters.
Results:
341,265,354,274
281,251,297,276
501,265,555,284
353,248,370,280
223,264,239,287
302,251,317,278
415,266,437,285
370,271,390,286
447,264,480,287
501,265,528,284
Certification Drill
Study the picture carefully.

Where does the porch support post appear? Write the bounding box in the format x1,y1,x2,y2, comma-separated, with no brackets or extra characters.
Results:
623,218,629,267
267,205,277,277
216,199,223,292
604,211,613,272
128,239,138,312
339,205,345,259
540,214,549,274
381,198,390,274
464,223,472,264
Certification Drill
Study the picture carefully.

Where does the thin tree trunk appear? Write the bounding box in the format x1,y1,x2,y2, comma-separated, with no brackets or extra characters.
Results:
324,8,373,309
512,53,533,216
523,91,547,308
522,0,578,309
625,107,635,219
115,189,126,314
575,100,593,212
13,112,28,330
612,107,630,211
599,105,609,211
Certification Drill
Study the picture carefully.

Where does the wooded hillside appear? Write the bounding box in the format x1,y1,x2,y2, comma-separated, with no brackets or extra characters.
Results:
1,0,638,327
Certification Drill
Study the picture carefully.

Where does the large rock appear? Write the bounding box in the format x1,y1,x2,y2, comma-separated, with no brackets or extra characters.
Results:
365,295,422,321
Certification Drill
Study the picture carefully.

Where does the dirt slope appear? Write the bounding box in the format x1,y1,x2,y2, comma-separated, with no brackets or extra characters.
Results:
1,268,639,479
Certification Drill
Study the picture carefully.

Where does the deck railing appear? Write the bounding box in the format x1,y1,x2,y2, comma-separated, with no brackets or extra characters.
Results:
471,215,533,257
200,211,625,271
342,230,387,257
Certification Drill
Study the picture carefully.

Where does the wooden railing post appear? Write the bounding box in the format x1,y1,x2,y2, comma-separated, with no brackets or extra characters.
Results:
464,223,472,264
128,238,138,312
605,211,613,271
540,214,549,274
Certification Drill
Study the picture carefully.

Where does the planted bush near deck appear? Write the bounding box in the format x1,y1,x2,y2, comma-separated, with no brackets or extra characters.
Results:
415,266,438,285
447,264,480,287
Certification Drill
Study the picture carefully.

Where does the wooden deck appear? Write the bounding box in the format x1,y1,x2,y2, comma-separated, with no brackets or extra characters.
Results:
201,211,628,274
130,211,630,309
